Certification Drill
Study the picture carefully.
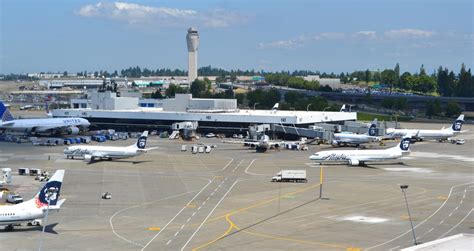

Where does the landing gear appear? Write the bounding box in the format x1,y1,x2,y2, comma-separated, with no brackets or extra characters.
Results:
5,224,14,231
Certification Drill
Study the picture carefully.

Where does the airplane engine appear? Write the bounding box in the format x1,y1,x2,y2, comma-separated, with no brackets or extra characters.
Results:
83,154,92,162
348,159,360,166
68,126,80,135
249,143,256,148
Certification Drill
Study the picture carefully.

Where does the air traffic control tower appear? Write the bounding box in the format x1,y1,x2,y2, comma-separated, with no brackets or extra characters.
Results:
186,27,199,82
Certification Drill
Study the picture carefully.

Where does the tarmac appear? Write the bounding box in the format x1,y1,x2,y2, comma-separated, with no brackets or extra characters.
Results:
0,122,472,251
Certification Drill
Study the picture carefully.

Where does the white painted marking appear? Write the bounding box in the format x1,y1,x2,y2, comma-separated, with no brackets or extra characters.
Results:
205,197,210,201
110,190,199,248
366,182,474,250
141,178,214,251
448,213,453,217
455,206,459,210
166,240,172,245
343,216,388,223
197,206,202,211
389,246,400,251
439,220,444,224
383,167,432,173
244,159,265,175
174,231,179,237
202,201,207,205
460,200,464,204
224,177,228,181
186,218,191,223
192,212,196,217
463,194,466,199
180,225,185,230
428,228,434,233
210,192,215,196
214,188,218,192
181,179,241,251
411,152,474,162
218,184,222,188
439,209,474,238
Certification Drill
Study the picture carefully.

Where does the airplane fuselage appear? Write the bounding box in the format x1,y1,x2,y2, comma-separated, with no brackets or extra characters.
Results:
387,128,455,140
0,203,45,226
64,146,144,159
333,133,379,145
310,147,406,165
0,117,90,134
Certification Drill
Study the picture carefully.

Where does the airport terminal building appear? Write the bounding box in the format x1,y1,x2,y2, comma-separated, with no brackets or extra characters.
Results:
52,92,356,133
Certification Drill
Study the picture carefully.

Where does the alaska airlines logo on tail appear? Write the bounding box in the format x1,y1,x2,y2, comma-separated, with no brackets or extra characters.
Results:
368,124,377,136
452,120,463,132
400,138,411,151
137,136,147,149
35,180,62,208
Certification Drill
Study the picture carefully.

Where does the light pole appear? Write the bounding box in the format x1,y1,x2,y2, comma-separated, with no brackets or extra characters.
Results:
306,104,312,111
253,102,259,110
400,185,417,246
38,187,58,251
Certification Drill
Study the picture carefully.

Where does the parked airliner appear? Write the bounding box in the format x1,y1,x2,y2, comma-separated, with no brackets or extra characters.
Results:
0,101,90,135
310,136,412,166
0,170,65,231
64,131,156,162
332,119,381,147
386,114,465,141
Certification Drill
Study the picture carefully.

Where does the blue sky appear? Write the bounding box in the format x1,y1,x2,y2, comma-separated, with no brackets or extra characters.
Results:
1,0,472,74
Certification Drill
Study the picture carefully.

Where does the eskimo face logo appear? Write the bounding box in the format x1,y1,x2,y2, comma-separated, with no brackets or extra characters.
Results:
369,125,376,136
400,138,410,151
452,120,463,131
137,136,147,149
36,181,62,207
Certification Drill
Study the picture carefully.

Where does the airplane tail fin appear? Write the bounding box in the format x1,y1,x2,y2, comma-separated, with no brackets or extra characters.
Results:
394,135,412,153
45,101,53,118
0,101,15,122
272,103,279,113
450,114,464,132
25,170,65,209
340,104,346,112
368,118,378,136
130,131,149,149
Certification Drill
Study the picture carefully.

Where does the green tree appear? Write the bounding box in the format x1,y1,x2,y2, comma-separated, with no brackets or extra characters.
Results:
445,101,462,117
151,90,164,99
364,69,370,83
165,84,185,98
284,91,304,106
400,72,412,90
381,69,397,92
190,79,208,98
457,63,473,97
412,75,437,93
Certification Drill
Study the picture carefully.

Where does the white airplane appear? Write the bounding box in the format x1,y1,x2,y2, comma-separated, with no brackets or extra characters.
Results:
332,119,381,147
0,101,90,135
309,136,411,166
0,170,65,231
386,114,465,141
223,134,306,153
64,131,156,162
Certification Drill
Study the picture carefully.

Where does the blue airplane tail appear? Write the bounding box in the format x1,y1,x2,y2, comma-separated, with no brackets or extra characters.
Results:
0,101,15,122
32,170,65,208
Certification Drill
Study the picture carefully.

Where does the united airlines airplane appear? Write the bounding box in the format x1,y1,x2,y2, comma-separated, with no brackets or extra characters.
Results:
332,119,381,147
64,131,156,162
386,114,465,141
0,170,65,231
0,101,90,135
310,136,412,166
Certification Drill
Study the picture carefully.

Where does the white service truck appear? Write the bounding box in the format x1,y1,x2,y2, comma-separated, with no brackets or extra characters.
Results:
272,170,307,183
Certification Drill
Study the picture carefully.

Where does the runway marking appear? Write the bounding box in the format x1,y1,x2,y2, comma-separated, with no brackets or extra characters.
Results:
182,179,241,251
244,159,263,176
166,240,172,245
110,189,203,248
186,218,191,223
205,197,210,201
180,225,185,230
192,212,196,217
174,231,180,237
366,182,474,250
197,206,202,211
141,177,214,251
448,213,453,217
455,206,459,210
439,208,473,238
147,227,161,231
191,182,324,250
439,220,444,224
